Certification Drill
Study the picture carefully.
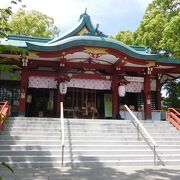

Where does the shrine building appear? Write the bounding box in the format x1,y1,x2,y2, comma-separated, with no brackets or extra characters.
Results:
0,12,180,120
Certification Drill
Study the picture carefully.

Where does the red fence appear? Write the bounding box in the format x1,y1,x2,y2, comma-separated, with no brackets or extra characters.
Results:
167,108,180,130
0,101,10,131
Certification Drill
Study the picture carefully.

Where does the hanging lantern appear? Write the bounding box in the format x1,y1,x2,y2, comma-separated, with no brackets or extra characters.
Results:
59,82,67,95
118,84,126,97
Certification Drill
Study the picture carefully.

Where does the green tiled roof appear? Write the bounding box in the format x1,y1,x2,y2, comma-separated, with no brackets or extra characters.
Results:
8,34,51,42
130,45,150,53
26,35,160,60
157,57,180,64
0,34,51,48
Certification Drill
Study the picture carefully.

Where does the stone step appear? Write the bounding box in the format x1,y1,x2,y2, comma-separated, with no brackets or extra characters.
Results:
5,126,177,132
69,149,180,156
6,124,176,131
2,128,180,137
6,120,171,124
0,140,62,145
1,154,180,162
7,123,173,130
8,118,171,126
0,135,61,140
1,139,180,146
1,144,180,151
7,119,171,127
0,135,179,142
4,159,180,168
1,131,61,136
3,130,177,135
0,160,151,168
1,117,179,168
64,145,180,150
1,149,179,156
2,130,179,136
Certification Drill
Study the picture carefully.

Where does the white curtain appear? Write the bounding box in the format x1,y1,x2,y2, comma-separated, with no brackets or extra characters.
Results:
28,76,57,89
67,78,112,90
126,81,143,93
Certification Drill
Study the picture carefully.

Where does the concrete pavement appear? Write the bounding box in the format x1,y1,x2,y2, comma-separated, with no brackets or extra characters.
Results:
1,165,180,180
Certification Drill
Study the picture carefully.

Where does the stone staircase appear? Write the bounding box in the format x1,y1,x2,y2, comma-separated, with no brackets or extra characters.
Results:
0,117,179,168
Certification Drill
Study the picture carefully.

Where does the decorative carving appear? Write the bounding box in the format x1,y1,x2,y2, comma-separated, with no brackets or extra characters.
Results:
147,61,155,67
83,47,108,61
29,52,39,57
76,27,89,35
84,47,107,55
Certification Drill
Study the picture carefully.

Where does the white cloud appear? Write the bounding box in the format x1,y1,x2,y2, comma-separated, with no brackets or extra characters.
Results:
1,0,153,35
136,0,153,10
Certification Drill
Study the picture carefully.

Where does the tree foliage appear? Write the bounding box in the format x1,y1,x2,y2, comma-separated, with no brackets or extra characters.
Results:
134,0,180,57
160,12,180,57
134,11,166,53
0,0,26,77
7,9,60,38
162,79,180,108
0,0,23,37
114,0,180,58
114,30,134,45
0,44,28,79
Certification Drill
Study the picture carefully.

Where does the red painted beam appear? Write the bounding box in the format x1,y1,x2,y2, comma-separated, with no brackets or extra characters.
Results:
28,59,59,69
108,48,149,65
28,70,58,77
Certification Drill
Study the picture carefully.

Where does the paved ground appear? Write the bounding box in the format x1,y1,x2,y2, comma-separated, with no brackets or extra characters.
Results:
1,165,180,180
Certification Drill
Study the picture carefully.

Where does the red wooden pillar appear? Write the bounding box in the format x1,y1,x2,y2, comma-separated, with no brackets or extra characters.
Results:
156,78,162,110
144,75,152,119
19,68,28,116
112,77,118,118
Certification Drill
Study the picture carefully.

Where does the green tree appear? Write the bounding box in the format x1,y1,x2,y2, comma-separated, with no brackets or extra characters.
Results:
134,0,180,57
114,30,134,45
162,79,180,108
0,0,20,37
160,12,180,57
0,0,27,78
7,9,60,38
134,11,166,53
0,45,28,79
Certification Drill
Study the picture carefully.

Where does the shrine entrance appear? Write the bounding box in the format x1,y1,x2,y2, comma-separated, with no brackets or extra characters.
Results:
26,88,57,117
64,87,110,119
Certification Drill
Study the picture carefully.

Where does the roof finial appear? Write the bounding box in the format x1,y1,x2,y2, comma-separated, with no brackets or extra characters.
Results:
95,23,99,32
85,8,87,14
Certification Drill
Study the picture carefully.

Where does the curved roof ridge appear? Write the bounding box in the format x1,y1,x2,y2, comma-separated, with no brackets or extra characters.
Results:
26,35,160,60
48,12,105,44
7,34,51,42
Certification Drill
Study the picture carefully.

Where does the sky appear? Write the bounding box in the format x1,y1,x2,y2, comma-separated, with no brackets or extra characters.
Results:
1,0,153,36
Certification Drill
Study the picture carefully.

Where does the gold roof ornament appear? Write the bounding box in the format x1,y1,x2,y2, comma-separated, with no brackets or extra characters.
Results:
29,51,39,57
147,61,155,67
76,27,90,36
84,47,107,55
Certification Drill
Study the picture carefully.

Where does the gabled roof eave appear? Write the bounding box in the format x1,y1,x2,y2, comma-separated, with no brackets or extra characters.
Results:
26,36,161,61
